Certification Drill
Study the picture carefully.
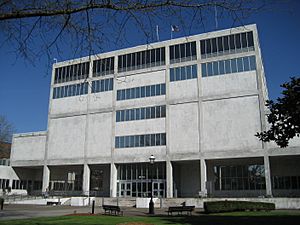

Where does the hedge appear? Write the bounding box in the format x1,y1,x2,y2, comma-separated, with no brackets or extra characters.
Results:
203,200,275,213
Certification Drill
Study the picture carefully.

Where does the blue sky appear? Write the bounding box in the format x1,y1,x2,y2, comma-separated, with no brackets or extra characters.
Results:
0,1,300,135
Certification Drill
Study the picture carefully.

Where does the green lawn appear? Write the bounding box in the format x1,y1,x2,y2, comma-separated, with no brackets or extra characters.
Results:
1,210,300,225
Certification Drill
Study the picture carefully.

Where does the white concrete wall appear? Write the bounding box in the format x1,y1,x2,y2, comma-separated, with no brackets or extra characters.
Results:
169,103,199,153
169,79,198,102
11,133,46,162
48,116,86,160
51,95,87,115
116,70,166,109
202,71,257,97
86,112,112,158
202,95,262,152
116,70,165,89
0,166,19,180
88,91,113,112
115,118,165,136
114,147,166,163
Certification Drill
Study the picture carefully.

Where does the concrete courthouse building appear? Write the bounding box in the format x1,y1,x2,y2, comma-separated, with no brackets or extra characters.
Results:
9,24,300,199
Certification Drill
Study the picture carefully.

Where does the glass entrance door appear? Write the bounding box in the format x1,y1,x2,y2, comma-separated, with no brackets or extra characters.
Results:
153,181,165,198
119,182,132,197
117,162,166,198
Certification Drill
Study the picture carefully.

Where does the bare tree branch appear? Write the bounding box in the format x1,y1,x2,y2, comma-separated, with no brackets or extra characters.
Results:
0,0,269,66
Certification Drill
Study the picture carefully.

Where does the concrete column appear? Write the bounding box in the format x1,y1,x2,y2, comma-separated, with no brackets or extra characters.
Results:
9,179,13,189
42,165,50,192
166,160,173,198
82,164,90,195
200,158,207,196
110,163,117,197
264,155,273,197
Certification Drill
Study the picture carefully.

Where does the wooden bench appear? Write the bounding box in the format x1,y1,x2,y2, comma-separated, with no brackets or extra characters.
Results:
167,206,195,216
102,204,123,216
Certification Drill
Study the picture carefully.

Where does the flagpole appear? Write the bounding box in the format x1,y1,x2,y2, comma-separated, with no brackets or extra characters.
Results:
156,25,159,41
171,25,173,40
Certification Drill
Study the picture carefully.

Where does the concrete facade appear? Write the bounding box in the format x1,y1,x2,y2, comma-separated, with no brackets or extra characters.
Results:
9,24,300,199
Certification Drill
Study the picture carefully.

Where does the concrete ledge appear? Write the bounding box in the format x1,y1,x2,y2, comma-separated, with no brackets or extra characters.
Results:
95,197,300,209
6,197,300,209
13,131,47,138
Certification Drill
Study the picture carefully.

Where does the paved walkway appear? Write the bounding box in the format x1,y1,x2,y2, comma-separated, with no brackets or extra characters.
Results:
0,204,194,221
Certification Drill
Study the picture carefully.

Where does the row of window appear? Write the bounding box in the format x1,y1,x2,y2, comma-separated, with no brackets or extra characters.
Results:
116,105,166,122
91,78,114,93
53,32,256,82
117,83,166,101
200,31,254,58
53,82,88,99
117,162,166,181
11,180,42,190
53,55,255,99
170,41,197,64
170,64,197,82
115,133,166,148
201,55,256,77
93,57,114,77
214,165,266,191
118,47,165,73
0,179,9,189
0,158,10,166
54,62,89,84
272,176,300,190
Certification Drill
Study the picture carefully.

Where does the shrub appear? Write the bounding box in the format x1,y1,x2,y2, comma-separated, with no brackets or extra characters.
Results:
203,200,275,213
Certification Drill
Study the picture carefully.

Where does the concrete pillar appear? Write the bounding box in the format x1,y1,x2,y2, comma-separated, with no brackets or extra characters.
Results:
110,163,117,197
82,164,90,195
264,155,273,197
9,179,13,189
42,165,50,192
200,158,207,196
166,160,173,198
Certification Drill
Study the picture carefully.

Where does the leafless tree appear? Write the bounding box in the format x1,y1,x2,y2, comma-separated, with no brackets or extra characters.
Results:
0,0,267,65
0,115,15,143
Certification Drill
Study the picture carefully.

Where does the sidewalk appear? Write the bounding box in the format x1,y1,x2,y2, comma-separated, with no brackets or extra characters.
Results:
0,204,197,221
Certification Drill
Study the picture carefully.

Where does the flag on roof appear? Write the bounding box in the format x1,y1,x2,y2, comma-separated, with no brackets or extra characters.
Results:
171,25,179,32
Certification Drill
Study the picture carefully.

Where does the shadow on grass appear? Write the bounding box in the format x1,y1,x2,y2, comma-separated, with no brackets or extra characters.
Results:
155,213,300,225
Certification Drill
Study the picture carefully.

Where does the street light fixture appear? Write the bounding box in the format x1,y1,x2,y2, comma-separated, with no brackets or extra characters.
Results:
149,155,155,214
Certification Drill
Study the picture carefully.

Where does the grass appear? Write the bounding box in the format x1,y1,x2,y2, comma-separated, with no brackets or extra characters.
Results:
1,210,300,225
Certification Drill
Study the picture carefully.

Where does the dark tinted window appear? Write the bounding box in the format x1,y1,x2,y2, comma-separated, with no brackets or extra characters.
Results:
170,46,174,60
92,57,114,77
180,44,185,58
247,31,254,47
206,39,211,54
235,33,241,49
200,40,206,55
191,42,196,56
217,37,223,52
223,36,229,51
212,38,217,53
54,62,89,84
229,34,235,50
118,47,165,72
241,32,247,48
170,41,196,63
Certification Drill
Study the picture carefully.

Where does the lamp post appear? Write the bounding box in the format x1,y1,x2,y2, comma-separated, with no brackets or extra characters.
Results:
149,155,155,214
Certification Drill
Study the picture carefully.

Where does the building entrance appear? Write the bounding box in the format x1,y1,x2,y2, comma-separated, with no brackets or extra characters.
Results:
117,162,166,198
119,181,132,197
